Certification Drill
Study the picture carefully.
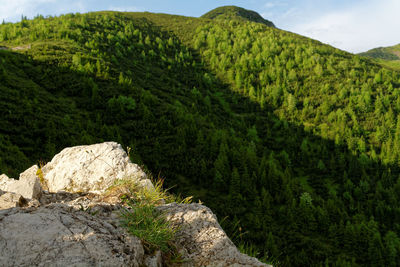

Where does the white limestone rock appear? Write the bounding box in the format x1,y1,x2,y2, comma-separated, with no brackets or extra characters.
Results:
41,142,150,193
0,204,144,266
0,192,27,209
18,165,42,199
157,203,271,267
0,174,9,187
0,174,11,190
0,165,42,200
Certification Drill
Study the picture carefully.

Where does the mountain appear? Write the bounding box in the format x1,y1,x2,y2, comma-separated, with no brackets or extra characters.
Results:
359,44,400,70
201,6,275,27
360,44,400,60
1,7,400,266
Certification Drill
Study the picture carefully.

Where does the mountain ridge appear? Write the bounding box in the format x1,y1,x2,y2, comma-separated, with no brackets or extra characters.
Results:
360,43,400,60
359,43,400,70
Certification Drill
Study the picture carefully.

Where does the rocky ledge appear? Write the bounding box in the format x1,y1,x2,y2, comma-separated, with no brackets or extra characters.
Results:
0,142,270,267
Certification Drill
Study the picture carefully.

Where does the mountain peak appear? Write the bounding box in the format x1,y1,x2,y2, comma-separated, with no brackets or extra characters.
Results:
201,6,275,27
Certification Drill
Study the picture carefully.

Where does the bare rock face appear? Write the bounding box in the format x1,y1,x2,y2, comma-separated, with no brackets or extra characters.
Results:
0,165,42,200
41,142,151,193
0,204,144,266
157,203,271,267
0,142,271,266
144,250,163,267
0,192,27,209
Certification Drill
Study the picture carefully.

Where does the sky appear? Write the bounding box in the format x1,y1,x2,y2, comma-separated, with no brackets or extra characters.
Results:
0,0,399,53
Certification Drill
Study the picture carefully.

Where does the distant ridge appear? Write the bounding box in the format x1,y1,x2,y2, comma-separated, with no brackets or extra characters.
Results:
359,43,400,70
201,6,275,27
359,44,400,61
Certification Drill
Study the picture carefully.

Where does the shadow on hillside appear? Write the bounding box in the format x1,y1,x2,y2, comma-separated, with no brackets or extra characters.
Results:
0,17,399,265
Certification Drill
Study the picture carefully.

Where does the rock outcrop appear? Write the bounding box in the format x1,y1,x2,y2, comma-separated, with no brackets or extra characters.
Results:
41,142,151,193
0,204,144,266
0,165,42,199
0,192,27,209
0,142,270,266
158,203,269,267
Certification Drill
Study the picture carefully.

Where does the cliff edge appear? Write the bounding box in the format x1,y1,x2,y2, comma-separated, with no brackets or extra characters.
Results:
0,142,270,267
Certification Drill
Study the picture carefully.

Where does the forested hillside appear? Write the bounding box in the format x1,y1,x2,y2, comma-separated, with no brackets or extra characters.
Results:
360,44,400,70
1,7,400,266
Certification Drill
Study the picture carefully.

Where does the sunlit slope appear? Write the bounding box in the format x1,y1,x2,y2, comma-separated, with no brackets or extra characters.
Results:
138,11,400,166
201,6,275,27
360,44,400,70
360,44,400,61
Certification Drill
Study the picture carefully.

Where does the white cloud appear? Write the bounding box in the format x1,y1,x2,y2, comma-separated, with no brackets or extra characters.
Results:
0,0,55,21
263,1,288,9
280,7,299,20
289,0,400,53
0,0,92,22
108,6,141,12
0,0,142,23
261,0,302,30
264,2,276,9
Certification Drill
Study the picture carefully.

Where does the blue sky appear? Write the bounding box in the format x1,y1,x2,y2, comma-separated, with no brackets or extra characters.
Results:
0,0,399,53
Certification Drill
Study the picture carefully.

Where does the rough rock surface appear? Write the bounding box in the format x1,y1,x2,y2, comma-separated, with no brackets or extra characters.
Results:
0,204,144,266
158,203,271,267
144,251,163,267
0,142,271,266
0,192,27,209
41,142,151,193
0,165,42,200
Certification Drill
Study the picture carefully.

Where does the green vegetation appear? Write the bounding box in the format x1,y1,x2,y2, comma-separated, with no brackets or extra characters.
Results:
360,44,400,70
121,203,174,252
2,6,400,266
114,178,176,253
360,44,400,61
110,177,191,264
201,6,275,27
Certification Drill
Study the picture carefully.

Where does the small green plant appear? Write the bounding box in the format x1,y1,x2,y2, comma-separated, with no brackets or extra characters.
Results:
36,167,44,184
105,175,192,206
220,217,278,265
120,200,175,253
237,242,281,266
36,160,48,190
238,242,260,258
108,175,192,256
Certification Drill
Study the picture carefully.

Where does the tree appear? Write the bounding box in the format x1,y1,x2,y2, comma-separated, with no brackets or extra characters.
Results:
229,167,241,195
287,93,296,112
213,142,230,191
384,231,400,267
368,232,384,266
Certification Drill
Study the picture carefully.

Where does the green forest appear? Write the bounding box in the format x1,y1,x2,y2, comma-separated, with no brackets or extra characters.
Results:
359,43,400,71
1,6,400,266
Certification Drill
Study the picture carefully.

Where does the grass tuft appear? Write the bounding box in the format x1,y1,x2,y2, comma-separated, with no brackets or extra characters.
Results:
107,175,192,255
120,200,175,253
